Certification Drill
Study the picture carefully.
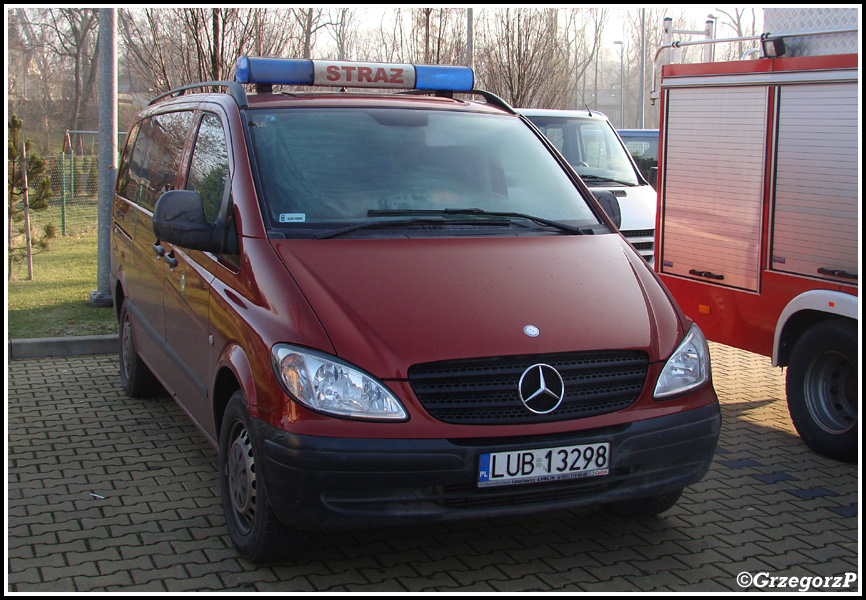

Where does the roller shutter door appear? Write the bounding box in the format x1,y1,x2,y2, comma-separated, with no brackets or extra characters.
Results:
660,86,767,292
770,83,858,283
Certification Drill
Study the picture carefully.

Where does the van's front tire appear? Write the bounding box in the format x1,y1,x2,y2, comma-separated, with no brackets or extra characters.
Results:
786,320,857,463
219,391,306,563
119,302,161,398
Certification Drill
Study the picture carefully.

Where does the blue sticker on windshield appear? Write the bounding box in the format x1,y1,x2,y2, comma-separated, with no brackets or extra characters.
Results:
279,213,306,223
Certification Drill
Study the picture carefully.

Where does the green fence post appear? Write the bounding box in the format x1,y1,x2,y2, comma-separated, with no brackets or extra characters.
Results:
60,153,68,236
70,154,75,228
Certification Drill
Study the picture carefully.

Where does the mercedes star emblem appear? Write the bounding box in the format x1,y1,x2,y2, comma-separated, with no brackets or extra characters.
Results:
518,364,565,414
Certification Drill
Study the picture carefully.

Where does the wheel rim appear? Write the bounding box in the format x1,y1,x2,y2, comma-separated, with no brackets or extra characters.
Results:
226,422,257,534
803,350,857,434
121,316,134,381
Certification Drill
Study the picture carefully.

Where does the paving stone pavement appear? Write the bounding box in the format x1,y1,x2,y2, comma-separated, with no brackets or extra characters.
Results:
6,342,860,592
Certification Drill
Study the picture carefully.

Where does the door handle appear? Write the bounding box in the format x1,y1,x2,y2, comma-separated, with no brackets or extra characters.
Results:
817,267,857,281
689,269,725,281
153,241,178,268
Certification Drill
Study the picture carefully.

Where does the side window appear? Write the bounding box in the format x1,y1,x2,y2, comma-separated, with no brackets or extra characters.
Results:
117,119,150,203
118,112,193,210
579,127,608,169
624,140,650,160
116,122,141,198
539,126,565,153
144,111,194,210
186,113,230,223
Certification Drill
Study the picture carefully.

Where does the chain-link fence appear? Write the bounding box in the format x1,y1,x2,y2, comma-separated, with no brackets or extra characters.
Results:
25,154,101,236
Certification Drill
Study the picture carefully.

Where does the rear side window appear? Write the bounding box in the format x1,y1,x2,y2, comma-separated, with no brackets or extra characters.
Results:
117,111,193,210
186,113,230,223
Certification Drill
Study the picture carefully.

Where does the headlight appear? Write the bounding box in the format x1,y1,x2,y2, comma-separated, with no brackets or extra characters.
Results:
654,324,711,399
271,344,408,420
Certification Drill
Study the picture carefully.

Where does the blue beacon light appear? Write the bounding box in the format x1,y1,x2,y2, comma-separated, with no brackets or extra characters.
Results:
235,57,474,92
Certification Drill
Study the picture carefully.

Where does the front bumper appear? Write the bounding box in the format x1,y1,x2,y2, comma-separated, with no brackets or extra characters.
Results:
252,402,721,529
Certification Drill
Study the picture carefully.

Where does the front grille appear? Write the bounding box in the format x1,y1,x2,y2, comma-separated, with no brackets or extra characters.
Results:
408,350,649,425
621,228,654,239
621,229,655,263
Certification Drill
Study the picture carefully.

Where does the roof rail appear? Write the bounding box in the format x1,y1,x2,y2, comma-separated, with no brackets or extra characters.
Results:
149,81,248,108
398,88,518,115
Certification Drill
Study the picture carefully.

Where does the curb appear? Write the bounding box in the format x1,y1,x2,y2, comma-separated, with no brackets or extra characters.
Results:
8,334,118,360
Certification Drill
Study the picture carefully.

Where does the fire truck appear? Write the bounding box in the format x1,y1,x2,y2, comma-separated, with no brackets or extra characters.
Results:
653,12,859,462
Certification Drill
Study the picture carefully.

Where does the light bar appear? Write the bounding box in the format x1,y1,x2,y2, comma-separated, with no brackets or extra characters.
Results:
235,57,474,91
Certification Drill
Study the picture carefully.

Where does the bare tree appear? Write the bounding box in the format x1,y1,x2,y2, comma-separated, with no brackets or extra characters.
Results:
120,8,301,94
623,8,680,128
8,9,57,151
325,8,359,60
714,7,760,61
366,8,465,64
476,8,566,108
292,8,330,60
38,9,100,134
561,8,609,110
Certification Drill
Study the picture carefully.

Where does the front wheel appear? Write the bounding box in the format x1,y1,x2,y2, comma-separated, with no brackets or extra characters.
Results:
219,391,305,563
119,302,161,398
786,320,857,462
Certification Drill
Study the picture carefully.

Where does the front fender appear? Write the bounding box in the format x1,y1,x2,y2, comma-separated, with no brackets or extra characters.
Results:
214,343,259,436
773,290,858,366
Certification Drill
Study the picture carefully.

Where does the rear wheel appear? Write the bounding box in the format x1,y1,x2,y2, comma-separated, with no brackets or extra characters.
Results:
119,302,161,398
219,391,305,563
786,320,857,462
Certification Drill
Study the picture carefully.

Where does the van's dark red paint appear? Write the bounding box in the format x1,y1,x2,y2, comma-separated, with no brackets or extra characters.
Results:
110,58,720,562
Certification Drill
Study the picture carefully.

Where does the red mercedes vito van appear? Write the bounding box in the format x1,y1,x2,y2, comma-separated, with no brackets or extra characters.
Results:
110,57,720,562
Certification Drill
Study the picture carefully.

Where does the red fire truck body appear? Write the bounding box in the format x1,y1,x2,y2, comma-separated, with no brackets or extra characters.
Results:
654,51,859,462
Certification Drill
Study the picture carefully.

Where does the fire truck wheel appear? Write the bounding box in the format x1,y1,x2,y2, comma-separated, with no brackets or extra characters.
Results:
219,391,306,563
786,320,857,463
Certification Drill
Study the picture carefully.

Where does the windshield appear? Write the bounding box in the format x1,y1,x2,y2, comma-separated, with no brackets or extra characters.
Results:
525,115,640,186
246,108,600,235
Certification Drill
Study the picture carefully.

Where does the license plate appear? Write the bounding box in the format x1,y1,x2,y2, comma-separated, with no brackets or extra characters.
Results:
478,442,610,488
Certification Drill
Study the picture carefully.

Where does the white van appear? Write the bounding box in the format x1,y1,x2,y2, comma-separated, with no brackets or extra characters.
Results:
520,109,657,263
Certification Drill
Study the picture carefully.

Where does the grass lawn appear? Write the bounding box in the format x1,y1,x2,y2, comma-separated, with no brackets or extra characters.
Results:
7,232,118,339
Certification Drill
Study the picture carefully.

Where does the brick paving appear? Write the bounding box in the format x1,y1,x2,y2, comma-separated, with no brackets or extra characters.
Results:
6,342,860,592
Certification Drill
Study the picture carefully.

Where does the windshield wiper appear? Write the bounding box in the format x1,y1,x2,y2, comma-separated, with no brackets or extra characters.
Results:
579,175,635,186
315,216,512,239
367,208,593,235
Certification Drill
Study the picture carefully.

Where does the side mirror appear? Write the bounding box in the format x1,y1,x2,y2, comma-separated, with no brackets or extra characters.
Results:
650,166,658,190
592,190,621,230
153,190,222,253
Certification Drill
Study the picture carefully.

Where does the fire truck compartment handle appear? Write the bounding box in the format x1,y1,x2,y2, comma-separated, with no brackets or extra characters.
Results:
688,269,725,281
817,267,857,281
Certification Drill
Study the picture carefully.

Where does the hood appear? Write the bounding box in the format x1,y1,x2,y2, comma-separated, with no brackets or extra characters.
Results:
272,233,678,379
588,183,657,232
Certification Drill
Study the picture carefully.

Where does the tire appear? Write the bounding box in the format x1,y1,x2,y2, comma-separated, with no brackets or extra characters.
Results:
119,302,161,398
219,391,305,563
786,320,857,462
607,487,683,518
